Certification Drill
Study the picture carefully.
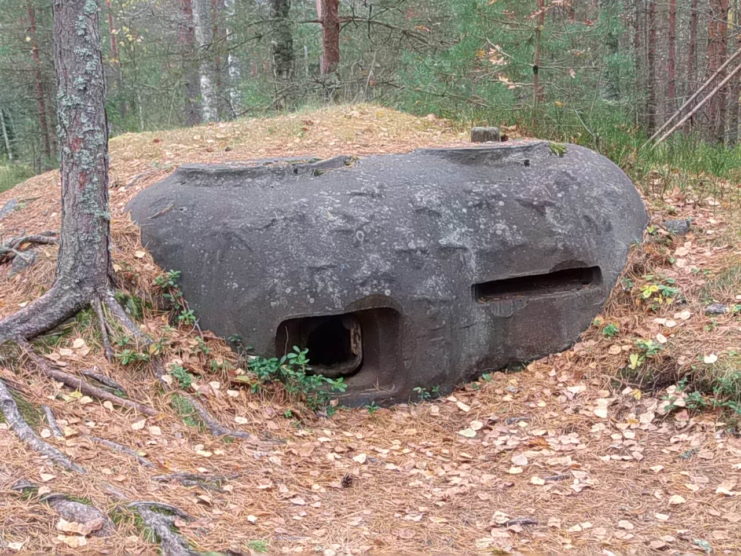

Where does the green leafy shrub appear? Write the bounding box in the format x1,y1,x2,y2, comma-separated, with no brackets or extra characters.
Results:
248,346,347,411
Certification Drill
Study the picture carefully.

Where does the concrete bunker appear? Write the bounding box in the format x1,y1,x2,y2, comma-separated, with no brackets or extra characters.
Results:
128,141,647,405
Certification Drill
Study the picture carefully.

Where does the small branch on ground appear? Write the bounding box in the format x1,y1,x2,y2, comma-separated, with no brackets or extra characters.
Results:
19,341,156,416
89,436,155,468
0,379,84,473
41,405,64,438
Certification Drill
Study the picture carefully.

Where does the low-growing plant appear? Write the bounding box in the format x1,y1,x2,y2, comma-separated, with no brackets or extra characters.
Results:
413,385,440,402
602,323,620,337
248,346,347,411
169,363,194,389
638,275,680,309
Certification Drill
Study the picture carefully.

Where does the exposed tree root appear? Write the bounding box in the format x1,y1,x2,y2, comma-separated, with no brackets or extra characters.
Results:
127,502,197,556
152,472,239,492
19,341,156,416
185,394,260,441
0,231,57,265
89,436,155,468
101,290,151,345
41,405,64,438
91,298,114,361
42,493,115,537
0,379,84,473
81,368,127,394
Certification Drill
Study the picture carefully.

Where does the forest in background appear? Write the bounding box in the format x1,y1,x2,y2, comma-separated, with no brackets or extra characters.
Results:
0,0,739,187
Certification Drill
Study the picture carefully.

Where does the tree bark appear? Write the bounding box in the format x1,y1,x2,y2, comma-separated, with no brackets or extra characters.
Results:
319,0,340,75
0,0,112,343
646,0,658,132
193,0,218,122
26,1,52,164
179,0,202,126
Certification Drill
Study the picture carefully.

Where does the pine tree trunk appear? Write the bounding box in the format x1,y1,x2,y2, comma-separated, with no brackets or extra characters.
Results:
688,0,699,92
26,1,52,165
0,0,112,343
320,0,340,75
706,0,730,143
633,0,644,125
729,2,740,144
193,0,218,121
667,0,677,112
179,0,202,126
646,0,658,132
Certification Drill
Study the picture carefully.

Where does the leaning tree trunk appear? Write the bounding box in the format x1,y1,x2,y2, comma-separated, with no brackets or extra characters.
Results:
0,0,119,344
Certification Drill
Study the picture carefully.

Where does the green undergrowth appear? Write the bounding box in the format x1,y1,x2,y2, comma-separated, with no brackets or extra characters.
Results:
0,389,43,429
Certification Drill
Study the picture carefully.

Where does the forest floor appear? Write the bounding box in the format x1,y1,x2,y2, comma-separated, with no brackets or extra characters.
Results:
0,104,739,555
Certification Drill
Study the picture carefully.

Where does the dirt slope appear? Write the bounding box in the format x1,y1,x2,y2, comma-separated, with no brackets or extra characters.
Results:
0,105,738,555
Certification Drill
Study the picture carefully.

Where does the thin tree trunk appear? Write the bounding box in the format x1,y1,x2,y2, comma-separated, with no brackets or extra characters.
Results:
270,0,294,107
533,0,546,105
211,0,229,119
646,0,658,132
319,0,340,75
104,0,125,121
688,0,699,92
633,0,644,125
193,0,218,121
706,0,731,143
179,0,202,126
224,0,241,116
26,1,52,164
0,110,14,162
729,2,741,144
667,0,677,111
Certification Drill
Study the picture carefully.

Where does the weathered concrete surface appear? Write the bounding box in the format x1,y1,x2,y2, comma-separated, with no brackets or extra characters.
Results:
128,142,647,405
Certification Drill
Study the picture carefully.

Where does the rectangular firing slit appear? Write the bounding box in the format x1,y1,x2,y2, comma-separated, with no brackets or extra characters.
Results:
473,266,602,302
